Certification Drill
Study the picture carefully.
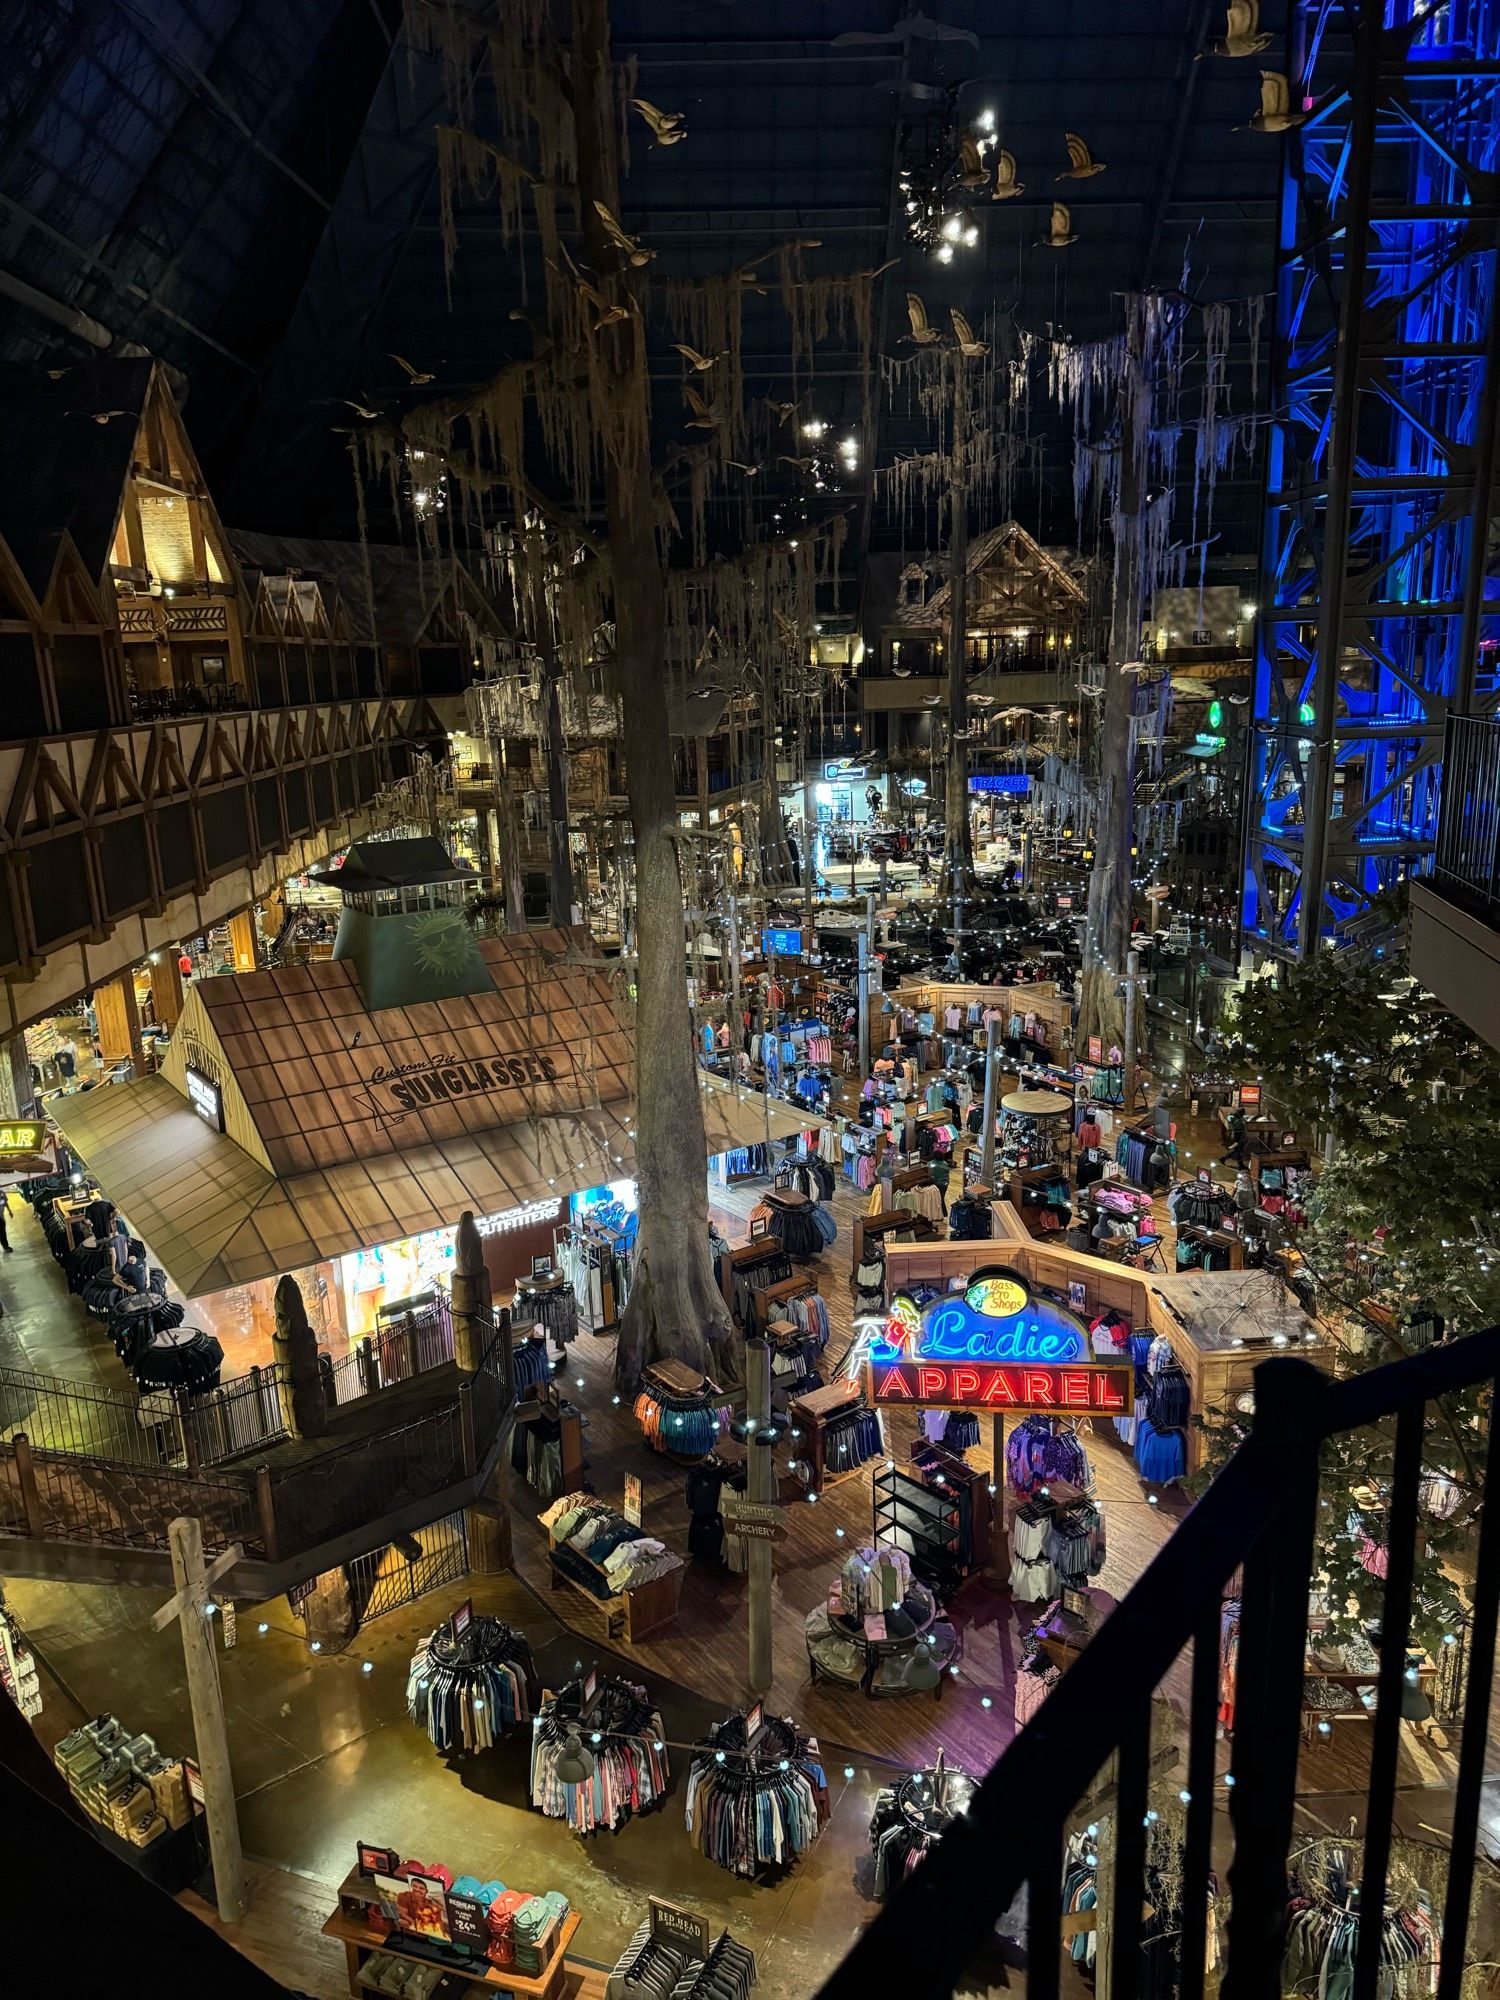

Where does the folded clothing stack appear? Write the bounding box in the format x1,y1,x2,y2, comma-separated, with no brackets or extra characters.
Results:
484,1888,531,1965
513,1890,571,1973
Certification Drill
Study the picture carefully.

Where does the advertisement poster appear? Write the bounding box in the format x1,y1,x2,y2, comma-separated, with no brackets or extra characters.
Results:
623,1473,643,1527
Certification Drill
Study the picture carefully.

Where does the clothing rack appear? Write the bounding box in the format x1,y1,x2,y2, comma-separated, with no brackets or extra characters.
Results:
554,1220,633,1334
867,1752,977,1901
531,1675,669,1836
1008,1164,1072,1239
635,1360,731,1463
684,1710,829,1877
607,1919,757,2000
789,1380,883,1496
868,1437,994,1597
718,1241,795,1325
1132,1332,1192,1484
512,1379,587,1500
512,1272,579,1352
1008,1480,1107,1603
407,1615,538,1752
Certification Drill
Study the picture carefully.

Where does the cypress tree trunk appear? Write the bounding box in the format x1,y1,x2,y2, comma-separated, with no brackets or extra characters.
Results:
573,0,734,1392
1077,375,1143,1054
941,360,974,911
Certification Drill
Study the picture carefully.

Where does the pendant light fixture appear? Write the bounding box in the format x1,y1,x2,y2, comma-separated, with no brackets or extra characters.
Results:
553,1729,597,1785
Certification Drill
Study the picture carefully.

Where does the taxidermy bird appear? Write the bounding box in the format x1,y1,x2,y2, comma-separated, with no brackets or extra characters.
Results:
950,309,988,357
764,399,797,423
1057,132,1106,180
1042,203,1079,248
341,399,383,420
683,386,721,429
673,343,724,371
958,134,988,188
630,97,687,144
992,150,1024,198
1200,0,1273,56
390,353,435,385
904,293,942,345
726,462,762,477
1245,71,1305,131
593,200,654,265
833,12,980,52
777,456,818,475
80,409,129,424
575,282,629,331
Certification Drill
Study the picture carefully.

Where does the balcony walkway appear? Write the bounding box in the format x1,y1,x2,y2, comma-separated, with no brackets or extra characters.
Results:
0,1204,512,1597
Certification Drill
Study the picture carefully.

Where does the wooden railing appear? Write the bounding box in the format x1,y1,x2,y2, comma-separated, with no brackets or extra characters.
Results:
818,1332,1500,2000
0,1313,513,1580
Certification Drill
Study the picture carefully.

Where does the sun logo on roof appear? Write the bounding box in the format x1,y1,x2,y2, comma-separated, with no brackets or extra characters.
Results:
409,911,476,981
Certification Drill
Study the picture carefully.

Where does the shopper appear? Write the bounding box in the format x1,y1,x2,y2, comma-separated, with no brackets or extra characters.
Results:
0,1190,10,1254
1225,1105,1248,1166
114,1238,148,1295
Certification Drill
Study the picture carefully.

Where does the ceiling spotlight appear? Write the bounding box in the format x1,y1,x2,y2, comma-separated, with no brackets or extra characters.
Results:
963,225,978,247
936,244,955,264
978,109,996,130
942,214,962,242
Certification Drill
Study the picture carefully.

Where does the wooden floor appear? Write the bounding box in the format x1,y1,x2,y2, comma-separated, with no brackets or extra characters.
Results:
511,1110,1475,1844
513,1147,1191,1777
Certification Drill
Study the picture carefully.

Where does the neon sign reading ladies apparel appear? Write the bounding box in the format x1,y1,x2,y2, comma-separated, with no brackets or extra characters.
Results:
864,1271,1130,1414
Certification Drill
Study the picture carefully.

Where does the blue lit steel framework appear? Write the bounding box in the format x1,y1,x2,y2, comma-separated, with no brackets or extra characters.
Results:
1244,0,1500,957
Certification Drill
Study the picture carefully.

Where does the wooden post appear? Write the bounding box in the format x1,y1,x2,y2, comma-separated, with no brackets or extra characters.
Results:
150,954,184,1030
986,1413,1010,1585
167,1516,246,1923
12,1434,43,1536
452,1210,510,1575
404,1313,420,1384
979,1016,1001,1190
95,973,143,1070
254,1466,279,1565
228,909,259,973
746,1336,774,1698
359,1336,379,1396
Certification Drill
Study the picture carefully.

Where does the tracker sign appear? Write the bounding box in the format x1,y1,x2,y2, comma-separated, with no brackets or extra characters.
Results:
862,1267,1132,1414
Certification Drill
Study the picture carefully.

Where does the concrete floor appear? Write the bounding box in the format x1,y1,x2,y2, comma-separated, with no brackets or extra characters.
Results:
13,1562,918,2000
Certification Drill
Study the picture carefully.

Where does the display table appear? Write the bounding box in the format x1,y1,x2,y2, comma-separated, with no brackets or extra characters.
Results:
323,1874,581,2000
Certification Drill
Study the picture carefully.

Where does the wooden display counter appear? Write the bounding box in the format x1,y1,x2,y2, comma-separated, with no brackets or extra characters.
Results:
882,1240,1339,1470
323,1873,581,2000
545,1509,682,1644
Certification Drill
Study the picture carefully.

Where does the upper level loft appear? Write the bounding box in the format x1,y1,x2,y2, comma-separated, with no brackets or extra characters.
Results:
0,359,505,743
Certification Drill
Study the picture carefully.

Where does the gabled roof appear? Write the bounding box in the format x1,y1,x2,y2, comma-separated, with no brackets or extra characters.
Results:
230,530,504,648
0,357,154,601
896,522,1091,631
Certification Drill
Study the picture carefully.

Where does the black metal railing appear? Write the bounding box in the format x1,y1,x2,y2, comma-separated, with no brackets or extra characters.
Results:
819,1331,1500,2000
1434,713,1500,920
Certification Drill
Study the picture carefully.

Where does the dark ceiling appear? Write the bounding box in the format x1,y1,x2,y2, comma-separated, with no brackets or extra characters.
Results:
0,0,1284,608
